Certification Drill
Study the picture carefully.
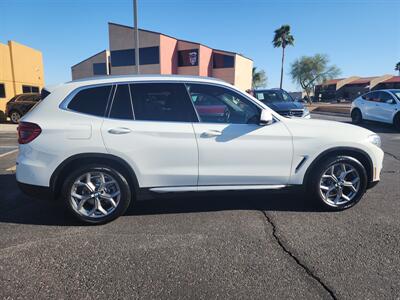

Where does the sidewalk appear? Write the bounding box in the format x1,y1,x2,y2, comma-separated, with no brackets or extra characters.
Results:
0,123,18,132
306,102,351,115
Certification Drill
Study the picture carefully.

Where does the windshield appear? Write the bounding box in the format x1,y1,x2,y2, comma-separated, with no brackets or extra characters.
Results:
255,90,294,103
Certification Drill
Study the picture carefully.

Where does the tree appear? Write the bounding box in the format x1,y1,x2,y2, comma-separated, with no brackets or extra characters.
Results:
290,54,340,103
395,61,400,76
252,67,267,89
272,24,294,89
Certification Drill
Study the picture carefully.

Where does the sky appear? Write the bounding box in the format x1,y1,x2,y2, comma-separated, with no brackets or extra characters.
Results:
1,0,399,91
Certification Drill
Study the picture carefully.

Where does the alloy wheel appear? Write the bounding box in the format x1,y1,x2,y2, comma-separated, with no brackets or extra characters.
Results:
319,163,360,207
11,112,21,123
70,172,121,218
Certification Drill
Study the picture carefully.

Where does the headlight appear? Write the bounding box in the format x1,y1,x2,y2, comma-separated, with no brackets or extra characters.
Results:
368,134,381,148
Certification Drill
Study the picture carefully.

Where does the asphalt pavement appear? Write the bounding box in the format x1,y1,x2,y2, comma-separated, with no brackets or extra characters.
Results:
0,114,399,299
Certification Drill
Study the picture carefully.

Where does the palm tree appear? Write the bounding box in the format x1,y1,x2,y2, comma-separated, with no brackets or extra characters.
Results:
273,25,295,89
395,61,400,76
252,67,267,89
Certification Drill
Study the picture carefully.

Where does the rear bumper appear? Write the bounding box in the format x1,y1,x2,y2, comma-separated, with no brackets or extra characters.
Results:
17,181,53,201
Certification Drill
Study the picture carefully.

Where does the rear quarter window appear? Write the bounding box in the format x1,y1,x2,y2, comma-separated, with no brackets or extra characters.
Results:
68,85,112,117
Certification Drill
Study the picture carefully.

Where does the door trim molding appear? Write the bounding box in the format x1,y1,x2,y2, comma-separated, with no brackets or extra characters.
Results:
149,184,287,193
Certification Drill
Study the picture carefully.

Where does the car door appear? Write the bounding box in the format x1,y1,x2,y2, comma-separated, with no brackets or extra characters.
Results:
370,91,397,123
187,83,293,186
101,82,199,189
362,91,380,121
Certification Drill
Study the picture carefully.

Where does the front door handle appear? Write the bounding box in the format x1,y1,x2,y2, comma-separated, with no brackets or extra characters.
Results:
108,127,132,135
201,130,222,137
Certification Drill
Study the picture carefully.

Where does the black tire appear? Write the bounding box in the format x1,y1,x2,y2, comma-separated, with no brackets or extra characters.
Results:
62,165,132,224
308,155,368,211
351,109,363,124
9,111,21,124
393,113,400,131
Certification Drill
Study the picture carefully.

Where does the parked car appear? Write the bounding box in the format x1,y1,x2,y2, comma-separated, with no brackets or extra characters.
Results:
5,93,41,123
351,89,400,130
16,75,383,224
253,88,310,118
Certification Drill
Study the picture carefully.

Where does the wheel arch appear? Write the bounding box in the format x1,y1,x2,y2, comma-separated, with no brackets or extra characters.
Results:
303,147,373,187
50,153,140,199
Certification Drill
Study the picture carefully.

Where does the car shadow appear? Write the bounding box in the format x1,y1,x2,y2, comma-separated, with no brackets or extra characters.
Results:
341,119,398,134
0,174,324,226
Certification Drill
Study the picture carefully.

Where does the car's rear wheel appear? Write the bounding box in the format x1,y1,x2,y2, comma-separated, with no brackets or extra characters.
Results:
62,165,131,224
351,109,362,124
393,113,400,131
9,111,21,124
309,156,367,210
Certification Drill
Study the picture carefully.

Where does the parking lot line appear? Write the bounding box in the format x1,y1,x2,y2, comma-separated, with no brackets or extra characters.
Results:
0,149,18,158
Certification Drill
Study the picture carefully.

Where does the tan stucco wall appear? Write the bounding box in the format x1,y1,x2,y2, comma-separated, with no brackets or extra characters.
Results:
159,35,177,74
212,68,235,85
234,54,253,91
199,45,212,77
0,41,44,117
71,50,109,80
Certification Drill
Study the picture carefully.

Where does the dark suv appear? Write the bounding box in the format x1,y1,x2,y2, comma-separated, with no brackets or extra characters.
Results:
5,93,41,123
253,88,310,118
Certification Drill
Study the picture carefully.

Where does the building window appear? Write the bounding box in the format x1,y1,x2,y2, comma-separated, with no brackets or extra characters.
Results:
22,85,40,93
178,49,199,67
111,49,135,67
213,53,234,68
110,47,160,67
139,46,159,65
93,63,107,75
0,83,5,98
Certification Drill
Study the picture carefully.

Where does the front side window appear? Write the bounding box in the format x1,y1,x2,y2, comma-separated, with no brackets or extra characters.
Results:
130,83,197,122
109,84,134,120
178,49,199,67
68,85,112,117
187,83,260,124
0,83,5,98
378,91,395,104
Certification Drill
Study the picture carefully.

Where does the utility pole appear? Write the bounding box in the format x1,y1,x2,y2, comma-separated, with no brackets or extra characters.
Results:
134,0,140,74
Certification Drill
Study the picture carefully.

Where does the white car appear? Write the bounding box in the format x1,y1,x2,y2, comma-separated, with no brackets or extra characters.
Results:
16,75,384,224
351,89,400,130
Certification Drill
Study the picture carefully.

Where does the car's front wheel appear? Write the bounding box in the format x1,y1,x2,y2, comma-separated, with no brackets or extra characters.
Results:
351,109,363,124
309,156,367,210
62,165,131,224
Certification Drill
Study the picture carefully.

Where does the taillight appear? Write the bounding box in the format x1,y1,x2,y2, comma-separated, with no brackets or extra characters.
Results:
18,122,42,144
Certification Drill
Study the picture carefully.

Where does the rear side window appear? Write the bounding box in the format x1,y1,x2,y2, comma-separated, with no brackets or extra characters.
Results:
130,83,198,122
109,84,134,119
68,85,112,117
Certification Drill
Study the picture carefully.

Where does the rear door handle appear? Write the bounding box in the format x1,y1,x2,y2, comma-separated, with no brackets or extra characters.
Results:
108,127,132,135
201,130,222,137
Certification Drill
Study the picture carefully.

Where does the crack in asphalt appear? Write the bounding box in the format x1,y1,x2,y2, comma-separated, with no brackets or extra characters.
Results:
260,210,337,300
384,151,400,162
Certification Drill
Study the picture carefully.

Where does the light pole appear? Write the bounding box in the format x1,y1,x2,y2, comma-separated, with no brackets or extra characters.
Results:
134,0,140,74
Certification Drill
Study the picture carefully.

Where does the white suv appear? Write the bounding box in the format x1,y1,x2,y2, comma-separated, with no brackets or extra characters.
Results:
17,75,384,224
351,89,400,130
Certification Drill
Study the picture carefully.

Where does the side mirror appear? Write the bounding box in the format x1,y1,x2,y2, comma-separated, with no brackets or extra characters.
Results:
260,109,273,126
386,99,395,104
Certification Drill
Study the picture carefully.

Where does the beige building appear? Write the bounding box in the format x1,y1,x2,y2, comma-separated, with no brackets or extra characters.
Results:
72,23,253,91
0,41,44,119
